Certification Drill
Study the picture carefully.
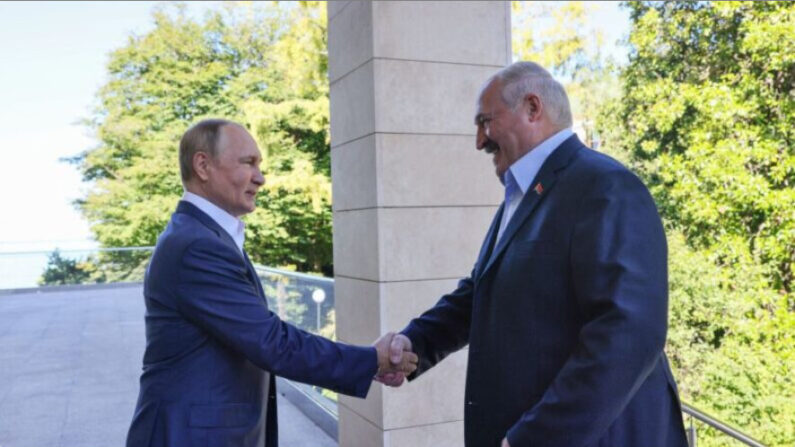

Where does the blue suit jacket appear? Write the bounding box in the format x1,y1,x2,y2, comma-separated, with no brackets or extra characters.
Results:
127,201,376,447
403,136,688,446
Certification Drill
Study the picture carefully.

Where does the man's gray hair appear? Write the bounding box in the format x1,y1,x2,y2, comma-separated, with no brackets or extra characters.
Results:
493,61,573,128
179,118,234,183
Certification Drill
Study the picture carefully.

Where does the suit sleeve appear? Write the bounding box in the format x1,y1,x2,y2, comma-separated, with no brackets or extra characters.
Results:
507,169,670,446
400,267,476,378
174,237,377,398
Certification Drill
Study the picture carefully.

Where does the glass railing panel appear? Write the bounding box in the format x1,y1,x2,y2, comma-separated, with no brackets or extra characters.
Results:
253,265,340,413
0,247,154,290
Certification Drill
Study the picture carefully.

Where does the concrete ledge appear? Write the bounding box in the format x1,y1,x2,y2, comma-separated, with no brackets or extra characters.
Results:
0,281,143,296
278,377,339,441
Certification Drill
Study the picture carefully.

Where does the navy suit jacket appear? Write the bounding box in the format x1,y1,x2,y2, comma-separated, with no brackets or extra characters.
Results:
127,201,376,447
402,135,688,446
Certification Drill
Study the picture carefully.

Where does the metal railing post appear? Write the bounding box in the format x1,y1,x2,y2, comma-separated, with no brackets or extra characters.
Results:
687,414,697,447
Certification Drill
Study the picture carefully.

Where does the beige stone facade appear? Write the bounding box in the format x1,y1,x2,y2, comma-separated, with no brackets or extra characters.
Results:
328,2,511,445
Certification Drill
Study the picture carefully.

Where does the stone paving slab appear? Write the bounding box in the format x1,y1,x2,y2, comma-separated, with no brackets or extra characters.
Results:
0,284,336,447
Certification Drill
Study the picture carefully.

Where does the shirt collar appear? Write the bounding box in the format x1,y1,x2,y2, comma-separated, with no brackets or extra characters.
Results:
506,128,574,195
182,191,245,253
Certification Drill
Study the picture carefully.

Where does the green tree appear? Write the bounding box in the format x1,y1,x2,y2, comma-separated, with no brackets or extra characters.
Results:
512,1,620,148
666,231,794,446
599,2,795,445
39,249,94,286
605,1,795,291
70,1,333,273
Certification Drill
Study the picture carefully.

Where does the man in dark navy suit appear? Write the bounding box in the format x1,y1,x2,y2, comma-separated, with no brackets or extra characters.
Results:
378,62,688,446
126,119,417,447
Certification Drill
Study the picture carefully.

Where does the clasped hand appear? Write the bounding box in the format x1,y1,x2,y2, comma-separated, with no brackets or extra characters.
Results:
372,334,510,445
372,332,416,386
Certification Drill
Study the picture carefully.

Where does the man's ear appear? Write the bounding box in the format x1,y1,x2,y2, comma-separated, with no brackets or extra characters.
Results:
193,152,211,182
523,93,543,122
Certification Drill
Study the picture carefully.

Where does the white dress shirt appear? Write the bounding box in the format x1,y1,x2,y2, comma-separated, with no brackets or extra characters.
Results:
182,191,246,254
496,128,574,242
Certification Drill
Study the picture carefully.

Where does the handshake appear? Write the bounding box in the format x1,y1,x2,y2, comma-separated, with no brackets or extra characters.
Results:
372,332,416,387
372,332,510,447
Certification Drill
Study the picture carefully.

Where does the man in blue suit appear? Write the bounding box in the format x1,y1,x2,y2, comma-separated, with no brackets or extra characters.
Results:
379,62,688,446
127,119,417,447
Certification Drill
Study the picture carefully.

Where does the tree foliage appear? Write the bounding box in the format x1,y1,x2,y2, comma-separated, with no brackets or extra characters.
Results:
666,232,794,445
598,2,794,445
512,1,620,148
39,250,94,286
605,1,795,291
71,1,332,273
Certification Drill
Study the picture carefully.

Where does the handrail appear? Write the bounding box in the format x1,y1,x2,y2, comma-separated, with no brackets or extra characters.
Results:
0,246,156,256
682,402,767,447
254,265,333,284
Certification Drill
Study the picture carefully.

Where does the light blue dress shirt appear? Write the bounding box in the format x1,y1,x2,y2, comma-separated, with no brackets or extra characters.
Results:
496,128,574,242
182,191,246,254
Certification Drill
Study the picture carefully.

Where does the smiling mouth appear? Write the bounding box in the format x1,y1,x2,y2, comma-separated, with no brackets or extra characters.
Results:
483,140,500,154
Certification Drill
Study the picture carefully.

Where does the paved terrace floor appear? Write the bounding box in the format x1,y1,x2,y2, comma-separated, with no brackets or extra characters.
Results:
0,284,337,447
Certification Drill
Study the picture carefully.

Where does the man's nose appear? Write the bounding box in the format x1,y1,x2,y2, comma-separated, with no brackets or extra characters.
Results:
476,127,486,150
253,170,265,186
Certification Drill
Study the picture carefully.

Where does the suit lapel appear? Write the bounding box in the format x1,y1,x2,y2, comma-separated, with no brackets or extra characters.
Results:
242,251,266,298
478,135,583,280
176,201,241,258
474,203,504,279
176,201,265,298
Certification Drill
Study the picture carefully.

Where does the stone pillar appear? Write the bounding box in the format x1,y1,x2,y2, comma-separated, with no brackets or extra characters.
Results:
328,2,510,445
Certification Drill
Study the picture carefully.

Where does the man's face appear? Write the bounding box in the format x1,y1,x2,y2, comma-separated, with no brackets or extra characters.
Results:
205,124,265,217
475,80,532,179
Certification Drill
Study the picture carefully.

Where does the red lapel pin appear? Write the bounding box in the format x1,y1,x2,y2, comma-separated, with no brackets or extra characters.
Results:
534,182,544,195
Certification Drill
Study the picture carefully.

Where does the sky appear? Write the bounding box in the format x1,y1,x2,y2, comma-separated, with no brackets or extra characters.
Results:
0,1,222,287
587,1,633,62
0,1,222,254
0,1,630,287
